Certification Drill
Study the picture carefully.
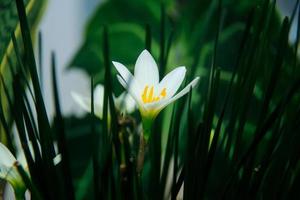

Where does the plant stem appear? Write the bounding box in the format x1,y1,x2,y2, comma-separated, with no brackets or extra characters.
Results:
137,117,153,173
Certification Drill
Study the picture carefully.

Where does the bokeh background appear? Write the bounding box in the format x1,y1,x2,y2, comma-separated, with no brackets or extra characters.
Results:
39,0,296,118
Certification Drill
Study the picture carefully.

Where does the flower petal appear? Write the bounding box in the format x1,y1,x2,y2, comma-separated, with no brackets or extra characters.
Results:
0,143,26,195
0,143,17,182
146,77,200,113
158,66,186,98
0,143,16,167
71,92,91,112
113,61,143,97
71,92,103,119
113,61,135,84
115,92,136,114
162,77,200,108
94,85,105,105
117,75,145,111
134,50,159,85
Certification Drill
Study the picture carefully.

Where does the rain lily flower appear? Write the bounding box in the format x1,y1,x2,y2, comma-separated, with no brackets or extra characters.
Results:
0,142,61,199
71,84,136,119
113,49,199,138
0,143,27,198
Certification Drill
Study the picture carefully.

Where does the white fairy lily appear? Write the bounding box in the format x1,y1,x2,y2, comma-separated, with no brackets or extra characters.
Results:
0,142,61,199
112,49,199,132
0,143,26,198
71,84,136,119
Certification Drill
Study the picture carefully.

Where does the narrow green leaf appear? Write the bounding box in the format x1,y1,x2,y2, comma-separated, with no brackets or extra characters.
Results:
51,52,75,199
16,163,42,200
15,0,56,163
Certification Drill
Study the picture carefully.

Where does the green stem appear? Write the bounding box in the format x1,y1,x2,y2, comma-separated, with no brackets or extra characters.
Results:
142,117,153,141
136,117,153,173
14,190,26,200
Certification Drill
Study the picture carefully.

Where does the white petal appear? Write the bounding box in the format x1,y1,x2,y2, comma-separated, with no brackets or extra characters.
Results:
134,50,159,85
71,92,91,113
0,143,16,167
117,75,145,111
94,85,105,105
93,85,105,118
162,77,200,108
0,144,26,194
71,92,103,119
113,61,135,85
113,61,144,102
115,92,136,114
158,66,186,98
0,143,17,181
146,77,200,112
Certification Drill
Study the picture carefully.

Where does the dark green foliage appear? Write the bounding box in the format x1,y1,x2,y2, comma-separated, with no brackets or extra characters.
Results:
0,0,46,138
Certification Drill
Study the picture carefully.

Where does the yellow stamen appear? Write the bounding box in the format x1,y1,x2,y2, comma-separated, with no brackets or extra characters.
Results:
142,86,149,103
160,88,166,97
141,86,167,103
148,86,154,102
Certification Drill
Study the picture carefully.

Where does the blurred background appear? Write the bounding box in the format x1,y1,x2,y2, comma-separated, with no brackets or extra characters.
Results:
39,0,297,118
38,0,101,118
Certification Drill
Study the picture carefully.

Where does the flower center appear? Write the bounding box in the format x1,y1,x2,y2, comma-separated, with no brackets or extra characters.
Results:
141,85,166,103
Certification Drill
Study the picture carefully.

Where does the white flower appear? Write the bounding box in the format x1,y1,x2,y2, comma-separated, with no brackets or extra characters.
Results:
112,49,199,120
71,84,136,119
0,142,61,198
0,143,26,196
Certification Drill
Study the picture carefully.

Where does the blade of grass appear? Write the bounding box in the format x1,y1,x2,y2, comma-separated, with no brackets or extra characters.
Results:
12,75,36,175
224,0,270,158
0,97,15,155
15,1,65,198
16,163,42,200
234,15,289,185
103,26,119,163
11,33,36,104
51,52,75,199
171,88,193,199
91,76,100,200
200,68,221,195
205,9,255,195
256,5,287,134
159,104,176,197
23,93,39,140
200,0,223,161
123,126,138,200
192,0,223,196
221,13,290,198
15,0,56,163
102,26,111,199
104,27,122,200
220,78,300,198
38,31,43,92
22,98,42,163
